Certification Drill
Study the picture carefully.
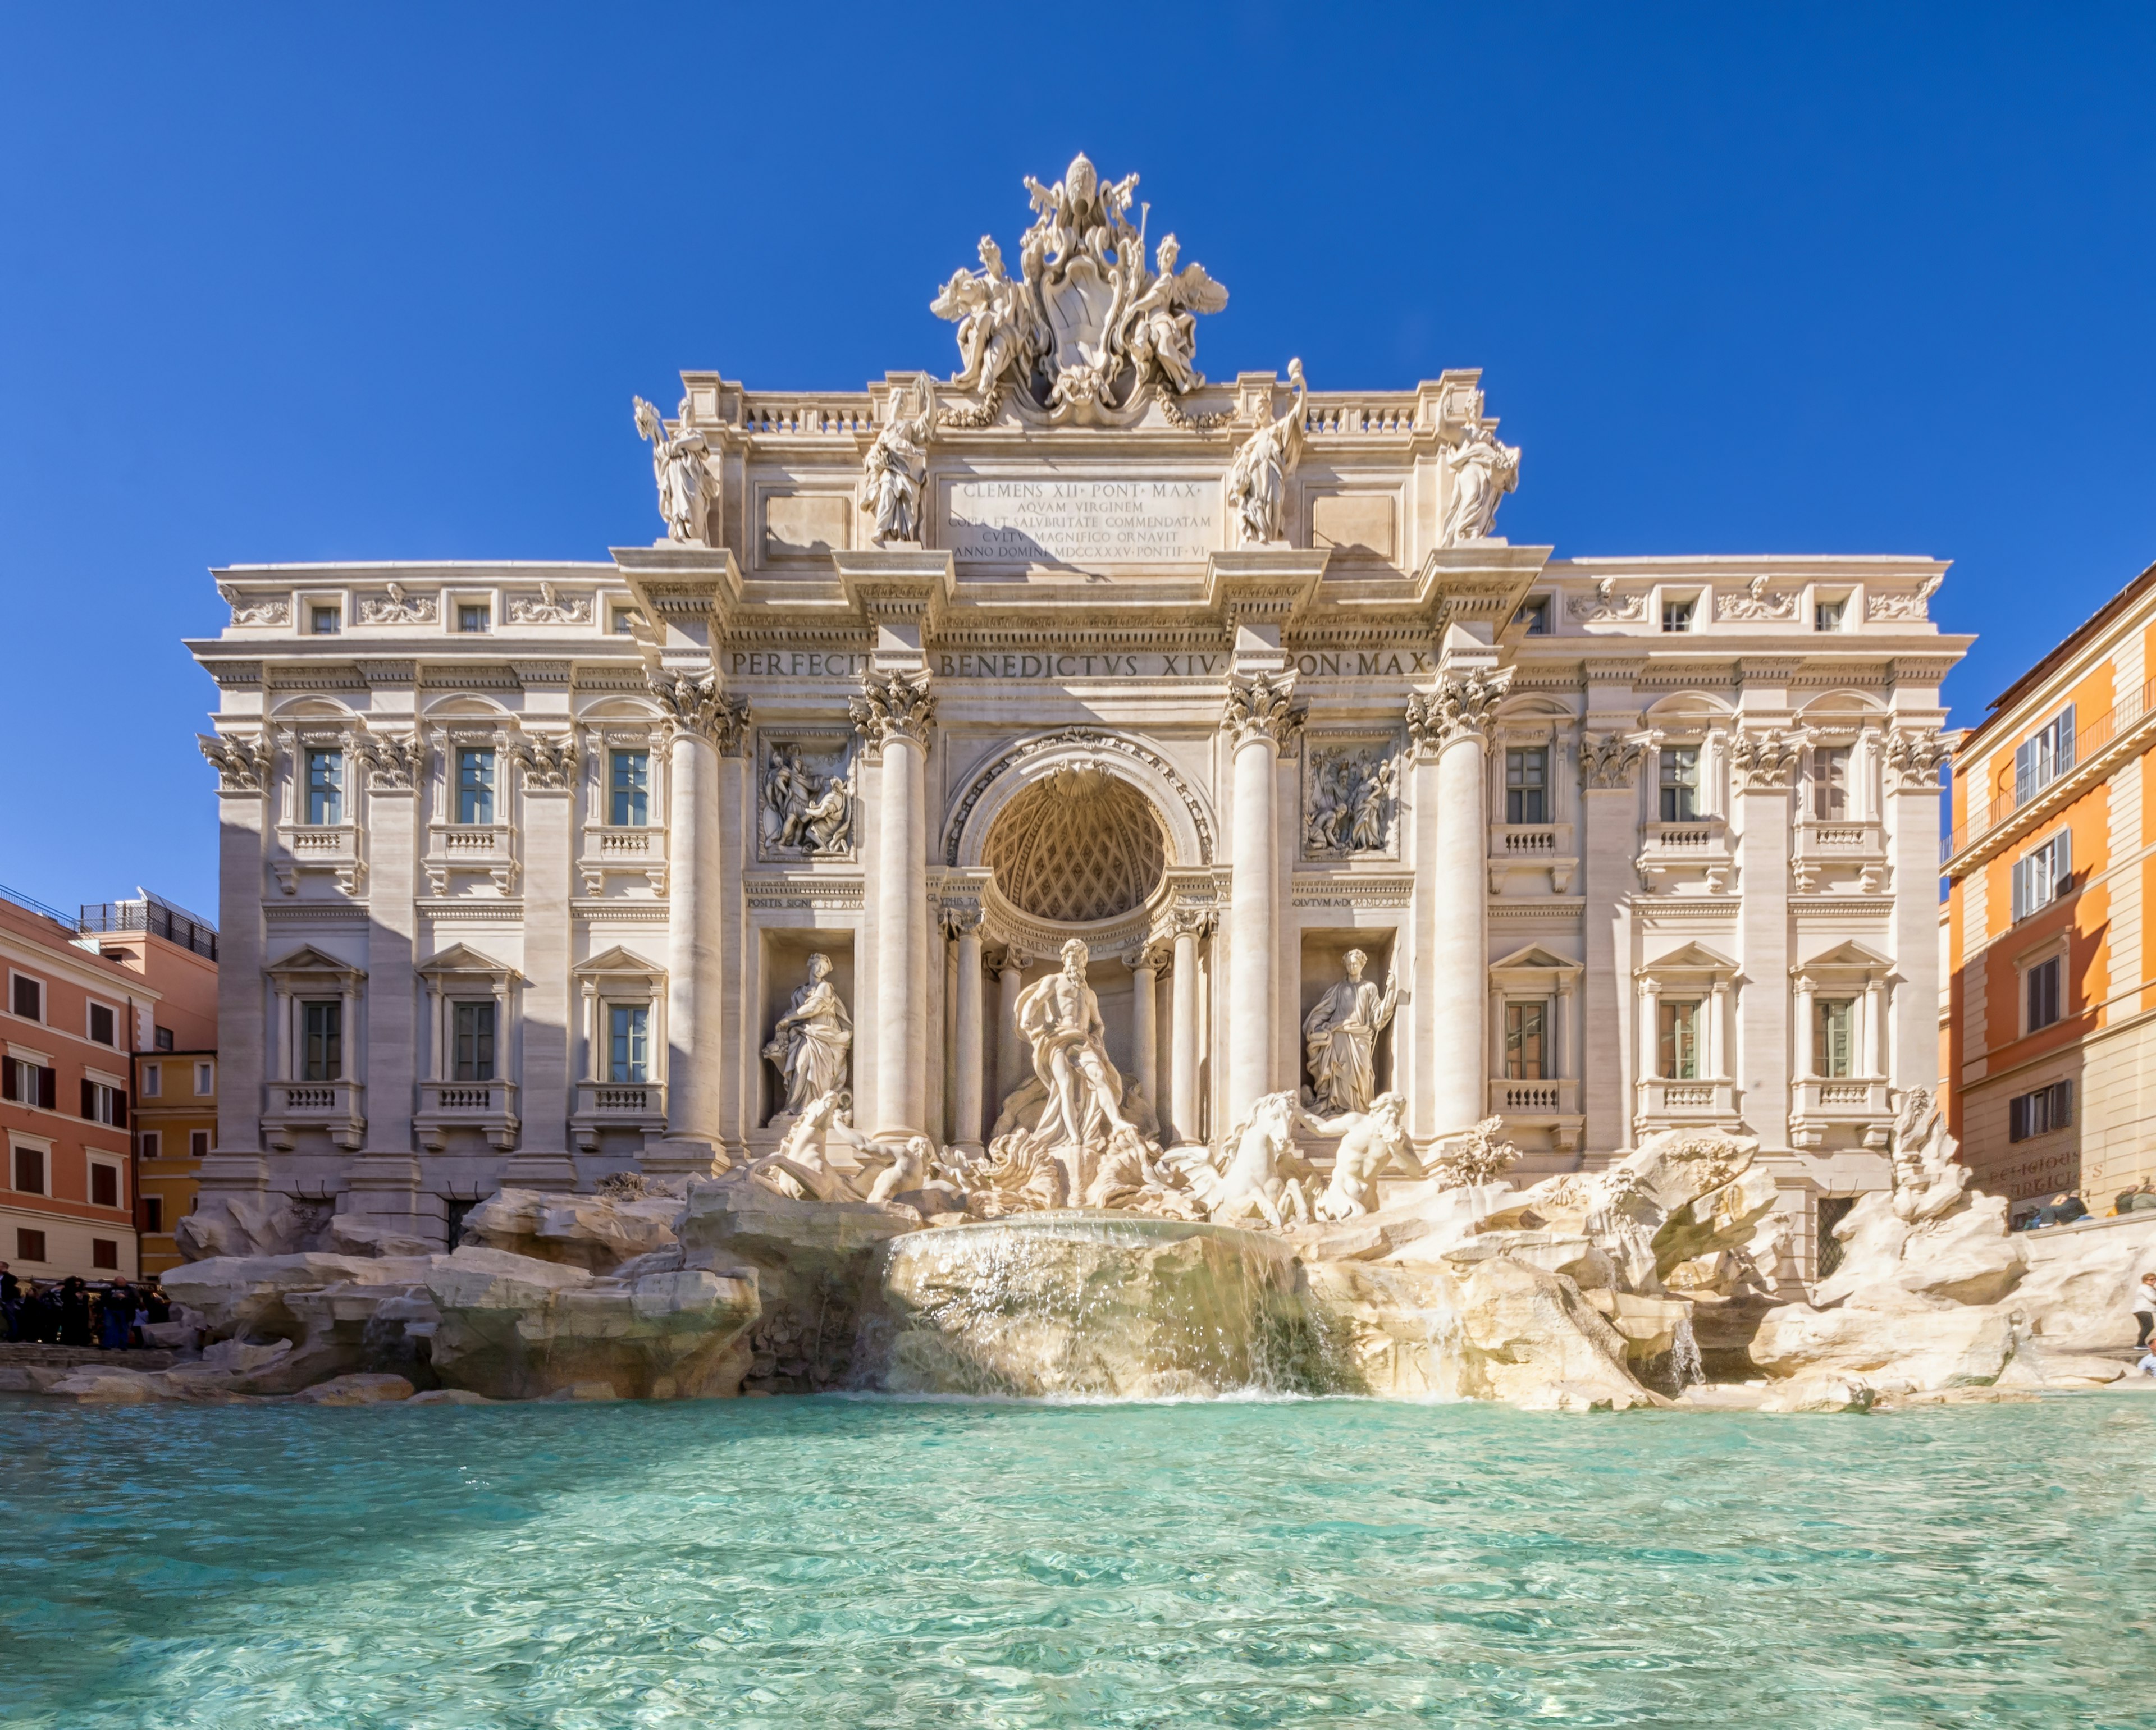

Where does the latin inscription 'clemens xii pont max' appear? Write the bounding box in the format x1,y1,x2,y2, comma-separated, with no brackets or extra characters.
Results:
945,479,1218,565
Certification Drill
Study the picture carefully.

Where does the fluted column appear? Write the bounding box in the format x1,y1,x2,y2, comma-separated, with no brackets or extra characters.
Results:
1170,919,1204,1147
950,911,985,1154
646,672,747,1171
1408,660,1512,1137
1222,674,1303,1124
1130,937,1166,1122
851,671,936,1140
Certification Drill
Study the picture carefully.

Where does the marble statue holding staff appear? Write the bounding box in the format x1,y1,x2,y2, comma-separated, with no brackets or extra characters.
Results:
1438,415,1522,548
763,954,853,1117
1302,948,1399,1115
633,395,711,544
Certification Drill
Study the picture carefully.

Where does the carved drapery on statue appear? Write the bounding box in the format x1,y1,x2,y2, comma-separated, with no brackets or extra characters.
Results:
763,954,853,1121
930,153,1230,428
760,740,854,859
1225,361,1308,544
1438,417,1522,547
1302,949,1400,1115
858,379,935,545
632,396,712,545
1304,743,1399,857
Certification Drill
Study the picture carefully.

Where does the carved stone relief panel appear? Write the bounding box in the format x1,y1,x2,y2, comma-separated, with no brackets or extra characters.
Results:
758,731,856,862
1302,733,1402,861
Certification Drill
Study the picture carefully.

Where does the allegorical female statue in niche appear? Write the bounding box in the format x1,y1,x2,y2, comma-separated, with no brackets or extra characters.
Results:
1302,948,1399,1116
763,954,852,1118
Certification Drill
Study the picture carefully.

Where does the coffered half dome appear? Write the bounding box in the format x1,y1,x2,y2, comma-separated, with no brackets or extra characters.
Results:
984,767,1167,926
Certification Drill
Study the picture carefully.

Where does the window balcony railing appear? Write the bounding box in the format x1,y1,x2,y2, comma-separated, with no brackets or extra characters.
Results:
1636,818,1732,892
417,1078,520,1151
1945,678,2155,862
572,1079,667,1151
1488,1077,1578,1116
77,895,218,959
1487,824,1577,893
578,825,669,896
263,1079,366,1151
1792,817,1888,893
1633,1077,1738,1124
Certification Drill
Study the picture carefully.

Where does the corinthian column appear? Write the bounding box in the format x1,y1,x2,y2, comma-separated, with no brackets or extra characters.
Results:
1169,916,1207,1148
948,909,985,1155
1222,672,1304,1125
1408,655,1513,1137
645,671,748,1174
851,670,936,1140
995,950,1028,1110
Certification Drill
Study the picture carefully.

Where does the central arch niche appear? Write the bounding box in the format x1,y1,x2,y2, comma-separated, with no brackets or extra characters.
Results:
983,768,1167,925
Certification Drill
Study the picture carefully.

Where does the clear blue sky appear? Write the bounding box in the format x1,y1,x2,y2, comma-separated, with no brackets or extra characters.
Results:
3,6,2153,920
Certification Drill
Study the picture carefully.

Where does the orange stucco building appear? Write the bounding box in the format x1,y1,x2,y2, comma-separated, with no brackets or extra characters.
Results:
1943,560,2156,1212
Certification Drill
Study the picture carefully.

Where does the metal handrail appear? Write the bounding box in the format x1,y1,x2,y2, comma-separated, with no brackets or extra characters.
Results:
1943,678,2155,861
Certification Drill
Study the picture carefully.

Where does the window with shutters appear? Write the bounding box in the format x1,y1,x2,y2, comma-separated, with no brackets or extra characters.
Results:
302,1001,342,1080
2010,830,2072,922
12,1145,44,1194
17,1228,46,1262
2008,1079,2074,1142
144,1196,163,1233
2025,955,2064,1032
1504,1000,1549,1080
1811,747,1851,820
10,973,43,1022
1504,748,1548,824
610,751,650,827
81,1081,126,1126
88,1003,116,1046
1658,1000,1703,1079
139,1131,161,1159
90,1163,120,1207
2014,706,2076,804
452,1001,497,1082
1815,998,1856,1078
189,1129,209,1159
90,1239,117,1270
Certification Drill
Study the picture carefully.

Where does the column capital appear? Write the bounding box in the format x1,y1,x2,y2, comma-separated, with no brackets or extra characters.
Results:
502,728,581,791
1405,666,1513,756
940,905,984,940
198,730,273,794
1221,670,1306,753
849,669,936,758
349,729,418,793
647,669,751,752
1884,724,1951,791
1578,731,1646,789
1729,725,1805,791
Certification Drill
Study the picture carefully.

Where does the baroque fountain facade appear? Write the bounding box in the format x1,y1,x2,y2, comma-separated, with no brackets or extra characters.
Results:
113,158,2122,1415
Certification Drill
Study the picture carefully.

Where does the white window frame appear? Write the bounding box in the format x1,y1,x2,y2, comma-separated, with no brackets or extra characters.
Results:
88,1157,124,1210
2015,706,2077,804
139,1129,162,1159
194,1060,214,1096
10,1133,52,1196
140,1061,161,1098
1660,591,1701,634
2020,941,2068,1036
85,996,121,1049
2011,829,2072,922
7,971,45,1024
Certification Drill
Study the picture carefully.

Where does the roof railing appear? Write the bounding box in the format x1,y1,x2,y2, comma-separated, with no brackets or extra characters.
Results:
77,892,220,960
1943,677,2155,862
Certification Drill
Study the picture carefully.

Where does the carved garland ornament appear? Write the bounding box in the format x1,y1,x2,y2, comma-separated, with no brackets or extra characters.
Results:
848,670,937,756
1578,733,1647,790
1566,579,1648,623
197,731,273,793
1405,667,1514,754
1222,671,1307,752
217,584,289,628
1729,727,1805,790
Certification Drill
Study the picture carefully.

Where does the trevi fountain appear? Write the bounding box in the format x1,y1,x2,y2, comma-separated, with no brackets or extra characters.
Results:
7,158,2152,1728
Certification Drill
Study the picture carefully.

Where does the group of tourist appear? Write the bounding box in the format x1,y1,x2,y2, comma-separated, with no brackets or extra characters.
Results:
2009,1183,2156,1231
0,1261,170,1348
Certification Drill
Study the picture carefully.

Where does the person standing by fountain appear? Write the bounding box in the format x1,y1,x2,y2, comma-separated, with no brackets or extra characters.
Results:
763,954,853,1120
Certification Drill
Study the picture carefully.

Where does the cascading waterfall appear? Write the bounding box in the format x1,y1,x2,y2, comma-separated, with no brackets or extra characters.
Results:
1668,1314,1705,1392
853,1212,1348,1399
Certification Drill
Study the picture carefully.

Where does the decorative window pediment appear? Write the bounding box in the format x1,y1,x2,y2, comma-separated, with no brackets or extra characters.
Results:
417,943,522,986
265,944,366,987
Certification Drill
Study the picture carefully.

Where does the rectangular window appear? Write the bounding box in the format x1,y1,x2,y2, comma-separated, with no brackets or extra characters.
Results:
2009,1079,2074,1142
1815,998,1856,1078
305,748,345,825
1658,1000,1703,1080
609,1004,650,1083
139,1131,161,1159
456,748,496,825
141,1063,161,1099
17,1228,45,1262
1815,598,1847,632
458,603,491,633
1659,748,1701,822
310,606,341,635
189,1129,210,1159
2010,830,2073,922
452,1001,497,1082
7,1063,57,1109
91,1163,119,1207
195,1062,214,1095
1662,598,1696,633
154,1026,174,1052
91,1238,117,1270
1504,1000,1549,1081
302,1001,343,1081
88,1003,116,1046
610,750,651,827
12,974,42,1021
1811,747,1850,820
1504,747,1549,825
611,606,638,637
144,1196,163,1234
81,1081,126,1126
1515,597,1551,636
13,1146,44,1195
2025,955,2064,1033
2014,706,2077,804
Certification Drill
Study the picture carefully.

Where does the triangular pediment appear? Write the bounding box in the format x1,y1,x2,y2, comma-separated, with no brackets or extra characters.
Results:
573,944,666,980
1795,939,1892,972
1490,942,1581,976
265,944,364,980
1643,940,1737,973
417,942,520,981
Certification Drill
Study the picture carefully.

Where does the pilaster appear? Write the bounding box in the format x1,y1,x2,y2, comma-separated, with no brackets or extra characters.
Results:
198,731,272,1192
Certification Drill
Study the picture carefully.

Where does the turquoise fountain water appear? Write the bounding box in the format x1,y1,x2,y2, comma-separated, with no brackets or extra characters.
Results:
4,1392,2153,1728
